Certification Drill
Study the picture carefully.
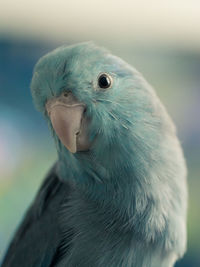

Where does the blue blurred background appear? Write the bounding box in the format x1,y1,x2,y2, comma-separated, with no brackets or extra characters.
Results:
0,1,199,266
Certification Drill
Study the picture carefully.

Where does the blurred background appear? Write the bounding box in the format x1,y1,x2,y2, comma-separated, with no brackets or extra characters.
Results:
0,0,199,266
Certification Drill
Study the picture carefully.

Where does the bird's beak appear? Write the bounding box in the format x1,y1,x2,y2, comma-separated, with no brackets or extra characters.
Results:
46,92,90,153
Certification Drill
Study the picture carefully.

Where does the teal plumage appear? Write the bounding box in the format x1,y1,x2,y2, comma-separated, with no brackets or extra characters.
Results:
2,42,187,267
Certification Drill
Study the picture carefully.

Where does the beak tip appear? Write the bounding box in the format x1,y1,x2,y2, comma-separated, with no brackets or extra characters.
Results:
64,142,77,154
68,148,77,154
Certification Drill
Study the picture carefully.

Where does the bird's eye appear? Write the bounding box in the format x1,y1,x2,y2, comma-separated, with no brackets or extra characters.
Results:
97,73,112,89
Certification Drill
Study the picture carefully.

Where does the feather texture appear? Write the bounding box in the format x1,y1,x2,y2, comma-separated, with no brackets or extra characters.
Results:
2,42,187,267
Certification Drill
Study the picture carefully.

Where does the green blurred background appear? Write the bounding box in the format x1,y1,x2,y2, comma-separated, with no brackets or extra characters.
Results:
0,1,199,266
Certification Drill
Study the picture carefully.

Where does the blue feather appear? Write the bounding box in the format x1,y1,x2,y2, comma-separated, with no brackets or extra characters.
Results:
3,42,187,267
31,42,187,266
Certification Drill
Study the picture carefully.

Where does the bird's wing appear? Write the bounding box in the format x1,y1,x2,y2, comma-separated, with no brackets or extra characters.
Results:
2,164,71,267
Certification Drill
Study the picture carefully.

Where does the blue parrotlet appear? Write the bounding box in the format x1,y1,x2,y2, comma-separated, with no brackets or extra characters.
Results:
2,42,187,267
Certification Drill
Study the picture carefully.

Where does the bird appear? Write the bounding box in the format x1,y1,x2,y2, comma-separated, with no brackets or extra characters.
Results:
2,42,187,267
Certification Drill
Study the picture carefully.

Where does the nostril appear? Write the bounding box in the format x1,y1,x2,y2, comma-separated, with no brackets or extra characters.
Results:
76,131,80,136
64,92,69,97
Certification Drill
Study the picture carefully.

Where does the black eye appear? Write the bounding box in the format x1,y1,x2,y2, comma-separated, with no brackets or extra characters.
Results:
98,73,112,89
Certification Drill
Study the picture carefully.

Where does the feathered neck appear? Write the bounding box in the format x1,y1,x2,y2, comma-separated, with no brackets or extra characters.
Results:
55,121,186,253
56,137,150,221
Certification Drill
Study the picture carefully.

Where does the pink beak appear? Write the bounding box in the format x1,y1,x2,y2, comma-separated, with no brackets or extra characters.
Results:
46,92,90,153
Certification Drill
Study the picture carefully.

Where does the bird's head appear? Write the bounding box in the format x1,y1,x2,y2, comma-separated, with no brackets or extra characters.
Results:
31,42,180,193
